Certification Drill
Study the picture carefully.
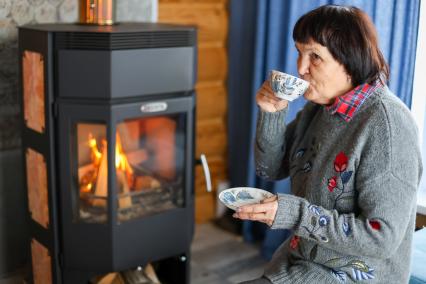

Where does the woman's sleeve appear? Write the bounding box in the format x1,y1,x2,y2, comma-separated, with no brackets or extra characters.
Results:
254,106,301,181
269,101,423,259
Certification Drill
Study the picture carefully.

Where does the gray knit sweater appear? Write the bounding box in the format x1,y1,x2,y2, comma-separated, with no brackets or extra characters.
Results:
255,85,422,284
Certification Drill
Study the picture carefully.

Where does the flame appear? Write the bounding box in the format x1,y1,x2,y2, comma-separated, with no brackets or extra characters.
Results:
115,133,134,186
88,134,102,167
83,133,134,191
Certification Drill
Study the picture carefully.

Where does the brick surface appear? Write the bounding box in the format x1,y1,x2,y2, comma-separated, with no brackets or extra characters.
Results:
0,0,157,150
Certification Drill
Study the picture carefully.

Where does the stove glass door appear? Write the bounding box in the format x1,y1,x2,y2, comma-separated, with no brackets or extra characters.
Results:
115,114,186,222
77,122,108,223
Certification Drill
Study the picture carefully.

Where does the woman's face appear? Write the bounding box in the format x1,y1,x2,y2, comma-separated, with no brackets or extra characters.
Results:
295,40,353,105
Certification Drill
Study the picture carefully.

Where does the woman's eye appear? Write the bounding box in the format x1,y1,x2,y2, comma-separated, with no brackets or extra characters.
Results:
310,53,321,63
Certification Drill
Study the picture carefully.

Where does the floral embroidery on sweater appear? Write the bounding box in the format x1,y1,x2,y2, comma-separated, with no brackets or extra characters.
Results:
326,258,375,282
290,137,320,177
289,235,300,250
343,216,352,236
256,161,270,179
369,220,381,231
302,204,330,242
324,152,354,209
291,148,312,176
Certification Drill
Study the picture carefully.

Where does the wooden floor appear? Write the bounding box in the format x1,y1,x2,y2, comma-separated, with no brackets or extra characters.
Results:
191,223,266,284
0,223,266,284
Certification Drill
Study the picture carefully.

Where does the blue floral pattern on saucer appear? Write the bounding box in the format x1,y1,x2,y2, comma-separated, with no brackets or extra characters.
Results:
219,187,275,211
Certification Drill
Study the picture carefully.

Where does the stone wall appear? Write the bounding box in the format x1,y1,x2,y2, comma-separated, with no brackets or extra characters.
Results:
0,0,157,277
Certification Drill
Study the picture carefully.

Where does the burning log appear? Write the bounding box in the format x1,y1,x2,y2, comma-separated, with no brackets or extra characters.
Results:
145,117,176,180
115,133,133,208
126,149,148,166
93,140,108,207
133,176,161,191
80,133,135,209
117,169,132,208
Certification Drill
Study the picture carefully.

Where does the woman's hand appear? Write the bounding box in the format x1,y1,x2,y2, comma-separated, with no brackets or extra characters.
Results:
256,80,289,112
233,195,278,226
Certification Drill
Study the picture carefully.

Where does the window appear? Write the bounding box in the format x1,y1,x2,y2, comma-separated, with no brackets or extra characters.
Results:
411,0,426,214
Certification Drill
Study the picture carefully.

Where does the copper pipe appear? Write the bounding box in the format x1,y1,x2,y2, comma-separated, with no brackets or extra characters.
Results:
79,0,115,25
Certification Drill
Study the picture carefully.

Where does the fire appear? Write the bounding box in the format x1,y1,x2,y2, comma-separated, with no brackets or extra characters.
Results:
89,134,102,167
115,134,134,186
80,133,134,196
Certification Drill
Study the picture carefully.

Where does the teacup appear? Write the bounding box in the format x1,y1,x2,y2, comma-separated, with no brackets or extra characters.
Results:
270,70,309,101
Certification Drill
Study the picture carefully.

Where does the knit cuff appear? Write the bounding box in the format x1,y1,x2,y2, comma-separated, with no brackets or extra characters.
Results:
270,193,306,230
256,107,288,146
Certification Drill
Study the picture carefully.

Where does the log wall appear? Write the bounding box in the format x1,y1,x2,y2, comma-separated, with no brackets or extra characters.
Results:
159,0,228,223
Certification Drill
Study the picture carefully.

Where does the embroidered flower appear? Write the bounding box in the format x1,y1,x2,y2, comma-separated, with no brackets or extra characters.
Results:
303,213,330,242
295,149,305,159
352,268,375,280
369,220,381,231
334,152,348,172
328,259,375,282
308,204,322,215
331,269,347,283
319,215,330,227
320,236,329,242
343,221,351,236
325,151,354,209
327,176,337,192
302,162,312,173
290,235,300,250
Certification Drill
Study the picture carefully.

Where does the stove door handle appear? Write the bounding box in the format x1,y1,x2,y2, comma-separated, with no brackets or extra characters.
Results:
199,154,212,192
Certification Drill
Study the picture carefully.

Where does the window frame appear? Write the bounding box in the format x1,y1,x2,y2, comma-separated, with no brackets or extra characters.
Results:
411,0,426,215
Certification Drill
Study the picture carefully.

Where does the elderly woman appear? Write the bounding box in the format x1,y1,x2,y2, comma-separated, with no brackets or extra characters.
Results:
233,5,422,284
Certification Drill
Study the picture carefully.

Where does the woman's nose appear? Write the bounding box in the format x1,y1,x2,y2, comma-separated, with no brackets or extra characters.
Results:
298,57,310,77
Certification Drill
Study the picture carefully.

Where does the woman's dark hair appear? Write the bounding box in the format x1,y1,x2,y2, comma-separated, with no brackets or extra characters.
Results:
293,5,389,86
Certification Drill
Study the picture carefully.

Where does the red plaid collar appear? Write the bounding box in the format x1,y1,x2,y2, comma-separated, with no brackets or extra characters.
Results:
326,80,382,122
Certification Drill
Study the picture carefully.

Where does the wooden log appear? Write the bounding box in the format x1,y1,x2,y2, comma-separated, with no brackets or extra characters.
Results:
117,170,132,208
93,141,108,207
96,273,125,284
196,81,227,120
126,149,148,166
196,117,227,157
117,120,141,153
145,117,176,180
159,2,228,43
198,46,227,83
195,193,216,223
145,263,161,284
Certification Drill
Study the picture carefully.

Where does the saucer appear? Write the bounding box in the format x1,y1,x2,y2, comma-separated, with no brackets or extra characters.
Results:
218,187,275,211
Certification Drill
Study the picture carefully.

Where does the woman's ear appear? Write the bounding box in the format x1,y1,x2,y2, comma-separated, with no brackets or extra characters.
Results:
346,74,352,85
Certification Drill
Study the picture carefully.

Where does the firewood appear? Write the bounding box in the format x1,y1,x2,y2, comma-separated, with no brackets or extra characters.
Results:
144,263,161,284
126,149,148,166
93,141,108,207
117,169,132,208
96,272,125,284
145,117,176,180
133,176,161,191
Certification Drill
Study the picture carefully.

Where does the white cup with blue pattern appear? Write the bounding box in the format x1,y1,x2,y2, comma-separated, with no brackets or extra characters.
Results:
270,70,309,101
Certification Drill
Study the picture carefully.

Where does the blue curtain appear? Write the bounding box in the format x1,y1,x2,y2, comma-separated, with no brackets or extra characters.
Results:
227,0,420,260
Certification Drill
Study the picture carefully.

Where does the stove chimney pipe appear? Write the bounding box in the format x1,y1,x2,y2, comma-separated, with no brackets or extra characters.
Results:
79,0,115,25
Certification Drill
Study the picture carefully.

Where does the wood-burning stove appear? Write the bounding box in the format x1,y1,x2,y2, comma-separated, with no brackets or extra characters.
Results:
19,23,197,284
